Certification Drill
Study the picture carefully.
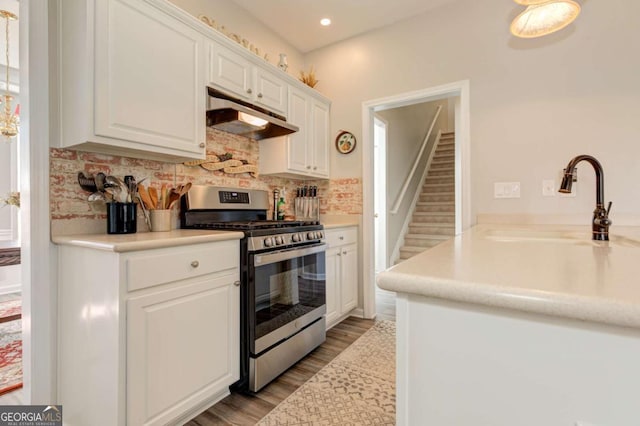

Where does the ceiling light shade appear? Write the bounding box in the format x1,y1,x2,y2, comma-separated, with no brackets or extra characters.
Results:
320,18,331,26
511,1,581,38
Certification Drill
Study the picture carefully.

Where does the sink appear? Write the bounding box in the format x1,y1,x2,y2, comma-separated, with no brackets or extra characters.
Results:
480,227,640,248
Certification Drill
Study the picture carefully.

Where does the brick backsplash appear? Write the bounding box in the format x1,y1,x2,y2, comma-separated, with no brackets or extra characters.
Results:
50,128,362,227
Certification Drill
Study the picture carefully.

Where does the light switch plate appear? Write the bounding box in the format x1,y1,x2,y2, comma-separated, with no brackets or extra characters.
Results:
542,179,555,197
494,182,520,199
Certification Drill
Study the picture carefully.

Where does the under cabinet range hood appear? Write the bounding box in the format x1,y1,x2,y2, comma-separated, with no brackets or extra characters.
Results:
206,87,298,140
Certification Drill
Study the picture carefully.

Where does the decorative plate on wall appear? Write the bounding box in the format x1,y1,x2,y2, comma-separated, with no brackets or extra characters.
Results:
336,131,356,154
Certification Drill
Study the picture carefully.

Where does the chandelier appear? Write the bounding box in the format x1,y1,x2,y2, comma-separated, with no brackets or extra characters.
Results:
0,10,18,140
510,0,581,39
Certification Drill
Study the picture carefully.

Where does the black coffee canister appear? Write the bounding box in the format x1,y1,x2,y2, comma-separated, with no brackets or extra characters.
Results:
107,202,137,234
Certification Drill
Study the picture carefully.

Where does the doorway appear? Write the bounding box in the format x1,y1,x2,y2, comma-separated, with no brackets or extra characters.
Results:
361,80,471,320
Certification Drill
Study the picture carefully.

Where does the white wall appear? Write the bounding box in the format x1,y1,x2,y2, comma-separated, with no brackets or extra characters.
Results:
378,100,448,246
305,0,640,222
168,0,305,76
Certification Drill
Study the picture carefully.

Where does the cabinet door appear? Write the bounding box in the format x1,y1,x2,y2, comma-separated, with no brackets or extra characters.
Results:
127,273,239,426
208,41,253,102
310,99,330,177
340,244,358,313
255,68,288,116
94,0,205,155
324,247,340,327
287,87,310,173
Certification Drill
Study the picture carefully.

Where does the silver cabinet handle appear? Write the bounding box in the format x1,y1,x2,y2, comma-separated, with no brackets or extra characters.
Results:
247,88,253,94
199,142,205,148
257,93,263,98
190,260,199,268
233,280,240,287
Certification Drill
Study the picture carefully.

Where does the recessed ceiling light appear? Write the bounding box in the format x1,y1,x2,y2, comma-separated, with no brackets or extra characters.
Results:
320,18,331,26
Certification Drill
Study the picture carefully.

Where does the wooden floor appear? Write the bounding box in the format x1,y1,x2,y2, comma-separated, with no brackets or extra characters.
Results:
375,285,397,322
186,317,375,426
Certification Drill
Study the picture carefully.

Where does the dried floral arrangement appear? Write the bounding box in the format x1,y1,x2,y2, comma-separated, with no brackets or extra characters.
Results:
0,191,19,208
299,66,319,88
198,15,269,62
184,152,258,178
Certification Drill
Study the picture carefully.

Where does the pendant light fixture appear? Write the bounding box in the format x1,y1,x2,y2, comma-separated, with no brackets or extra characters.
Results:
0,9,18,140
511,0,581,39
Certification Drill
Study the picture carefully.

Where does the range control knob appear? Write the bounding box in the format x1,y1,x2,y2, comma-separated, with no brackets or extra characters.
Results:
275,236,284,245
307,232,315,240
264,237,273,247
292,233,300,242
317,231,324,239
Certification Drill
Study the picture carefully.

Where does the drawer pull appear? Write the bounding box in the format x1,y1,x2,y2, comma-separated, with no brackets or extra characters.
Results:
337,253,341,257
339,236,344,240
342,250,347,255
190,260,199,268
199,142,205,148
247,88,253,94
257,93,263,98
233,280,241,287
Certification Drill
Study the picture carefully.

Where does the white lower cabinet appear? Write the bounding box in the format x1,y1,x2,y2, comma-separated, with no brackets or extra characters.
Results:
325,226,358,328
127,273,238,425
57,239,239,426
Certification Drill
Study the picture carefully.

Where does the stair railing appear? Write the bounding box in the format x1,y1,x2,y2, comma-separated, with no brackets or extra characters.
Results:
390,105,442,214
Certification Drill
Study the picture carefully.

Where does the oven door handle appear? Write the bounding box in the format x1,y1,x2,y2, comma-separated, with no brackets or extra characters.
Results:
254,243,326,267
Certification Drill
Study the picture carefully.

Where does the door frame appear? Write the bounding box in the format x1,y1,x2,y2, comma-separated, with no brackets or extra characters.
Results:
361,80,471,319
373,115,388,273
20,0,56,402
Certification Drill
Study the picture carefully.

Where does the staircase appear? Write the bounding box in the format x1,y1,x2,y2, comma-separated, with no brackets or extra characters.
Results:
398,131,455,262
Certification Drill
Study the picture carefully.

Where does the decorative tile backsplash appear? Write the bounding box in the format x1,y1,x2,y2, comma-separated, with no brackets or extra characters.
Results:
50,128,362,229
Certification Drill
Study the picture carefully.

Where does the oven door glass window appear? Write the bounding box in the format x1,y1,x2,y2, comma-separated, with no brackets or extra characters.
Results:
251,248,326,341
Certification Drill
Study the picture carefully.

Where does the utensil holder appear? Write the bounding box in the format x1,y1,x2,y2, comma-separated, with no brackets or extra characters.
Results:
107,202,137,234
150,209,172,232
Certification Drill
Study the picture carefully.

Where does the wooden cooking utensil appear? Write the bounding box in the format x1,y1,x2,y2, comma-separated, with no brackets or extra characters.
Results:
148,186,159,209
137,184,155,210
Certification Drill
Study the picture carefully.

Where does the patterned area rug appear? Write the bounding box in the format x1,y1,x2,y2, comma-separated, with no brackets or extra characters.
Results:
0,293,22,396
257,320,396,426
0,318,22,395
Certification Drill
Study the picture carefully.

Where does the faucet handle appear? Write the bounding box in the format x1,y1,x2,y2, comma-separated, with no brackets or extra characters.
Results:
606,201,613,216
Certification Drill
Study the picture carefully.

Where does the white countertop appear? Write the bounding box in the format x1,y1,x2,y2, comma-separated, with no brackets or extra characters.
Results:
52,229,245,252
377,224,640,329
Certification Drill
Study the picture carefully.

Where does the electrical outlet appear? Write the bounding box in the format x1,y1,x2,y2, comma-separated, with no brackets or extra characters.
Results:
494,182,521,199
542,179,555,196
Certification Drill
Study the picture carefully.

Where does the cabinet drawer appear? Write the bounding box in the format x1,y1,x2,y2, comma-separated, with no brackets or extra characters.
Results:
325,227,357,248
127,241,238,291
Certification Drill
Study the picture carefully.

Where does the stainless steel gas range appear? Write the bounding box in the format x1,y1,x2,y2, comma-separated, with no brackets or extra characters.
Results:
181,185,326,392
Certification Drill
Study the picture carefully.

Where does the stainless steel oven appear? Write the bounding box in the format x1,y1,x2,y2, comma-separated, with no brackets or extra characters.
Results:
249,243,326,390
181,185,327,392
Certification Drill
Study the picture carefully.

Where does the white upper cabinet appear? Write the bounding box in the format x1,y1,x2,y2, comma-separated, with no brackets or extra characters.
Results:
259,86,331,179
208,41,288,116
58,0,206,161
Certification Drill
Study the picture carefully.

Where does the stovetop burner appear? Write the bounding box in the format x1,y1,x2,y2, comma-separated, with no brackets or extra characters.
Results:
191,220,320,231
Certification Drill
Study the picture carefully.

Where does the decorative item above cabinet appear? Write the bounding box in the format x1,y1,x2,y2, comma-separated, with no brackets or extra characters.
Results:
56,0,207,162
